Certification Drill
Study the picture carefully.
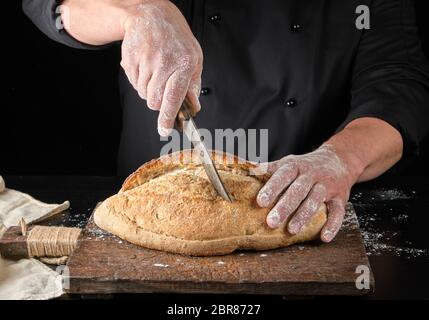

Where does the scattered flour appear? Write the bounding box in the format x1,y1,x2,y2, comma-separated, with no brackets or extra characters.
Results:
351,188,411,202
153,263,169,268
87,227,109,238
392,214,409,223
350,188,428,259
372,189,410,201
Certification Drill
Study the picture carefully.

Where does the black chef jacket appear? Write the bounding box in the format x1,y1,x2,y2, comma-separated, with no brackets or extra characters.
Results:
23,0,429,176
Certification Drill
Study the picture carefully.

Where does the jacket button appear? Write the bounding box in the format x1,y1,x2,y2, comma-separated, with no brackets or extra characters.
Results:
285,98,297,107
208,14,221,23
200,87,211,95
290,24,302,32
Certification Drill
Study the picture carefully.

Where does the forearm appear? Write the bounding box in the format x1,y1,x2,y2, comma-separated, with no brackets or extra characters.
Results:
324,117,403,183
61,0,147,45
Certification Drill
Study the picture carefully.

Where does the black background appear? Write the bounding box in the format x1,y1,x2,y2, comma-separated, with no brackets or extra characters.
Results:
2,1,429,176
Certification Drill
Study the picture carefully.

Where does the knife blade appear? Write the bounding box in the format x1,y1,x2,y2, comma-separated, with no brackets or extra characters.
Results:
177,99,233,202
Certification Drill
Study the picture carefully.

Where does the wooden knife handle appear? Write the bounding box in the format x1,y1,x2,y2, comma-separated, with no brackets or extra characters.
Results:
0,225,81,260
175,97,195,131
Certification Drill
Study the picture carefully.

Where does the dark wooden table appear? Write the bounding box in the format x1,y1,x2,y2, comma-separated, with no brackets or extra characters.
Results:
3,175,429,300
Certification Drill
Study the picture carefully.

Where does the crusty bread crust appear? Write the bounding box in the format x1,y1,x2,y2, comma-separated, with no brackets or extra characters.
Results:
120,149,266,193
94,150,327,256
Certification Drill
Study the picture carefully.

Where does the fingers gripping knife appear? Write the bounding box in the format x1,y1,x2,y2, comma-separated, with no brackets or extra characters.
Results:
176,98,233,202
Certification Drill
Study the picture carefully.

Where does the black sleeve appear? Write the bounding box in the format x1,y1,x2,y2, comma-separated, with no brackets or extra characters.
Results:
22,0,112,50
339,0,429,157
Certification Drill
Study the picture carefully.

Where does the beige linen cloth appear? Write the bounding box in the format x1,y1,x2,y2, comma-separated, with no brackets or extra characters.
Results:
0,175,70,300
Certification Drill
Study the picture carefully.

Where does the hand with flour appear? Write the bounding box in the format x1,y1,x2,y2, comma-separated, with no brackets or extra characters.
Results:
256,117,405,242
121,1,203,136
257,144,361,243
61,0,203,136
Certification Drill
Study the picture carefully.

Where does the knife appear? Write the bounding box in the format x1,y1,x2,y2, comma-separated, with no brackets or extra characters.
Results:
176,98,233,202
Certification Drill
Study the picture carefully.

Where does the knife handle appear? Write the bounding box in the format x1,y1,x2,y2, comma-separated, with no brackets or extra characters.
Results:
0,225,81,260
175,97,195,131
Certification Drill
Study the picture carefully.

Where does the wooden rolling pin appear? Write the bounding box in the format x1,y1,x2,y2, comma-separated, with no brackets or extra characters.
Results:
0,219,81,260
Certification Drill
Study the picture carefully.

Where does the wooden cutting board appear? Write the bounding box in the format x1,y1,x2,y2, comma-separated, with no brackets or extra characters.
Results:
66,203,374,295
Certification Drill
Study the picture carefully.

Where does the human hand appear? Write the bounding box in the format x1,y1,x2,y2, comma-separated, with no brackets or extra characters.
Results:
257,144,362,242
121,0,203,136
